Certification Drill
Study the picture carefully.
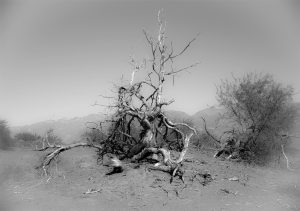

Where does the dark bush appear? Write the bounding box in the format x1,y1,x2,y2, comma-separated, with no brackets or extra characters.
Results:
0,120,13,150
216,73,297,163
14,132,41,148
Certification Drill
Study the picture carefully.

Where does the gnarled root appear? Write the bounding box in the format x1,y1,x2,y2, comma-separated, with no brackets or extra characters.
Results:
132,132,193,183
148,163,185,183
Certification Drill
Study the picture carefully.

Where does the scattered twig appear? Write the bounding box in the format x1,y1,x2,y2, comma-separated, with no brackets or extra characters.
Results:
281,144,295,171
83,188,101,194
220,188,238,196
228,176,239,181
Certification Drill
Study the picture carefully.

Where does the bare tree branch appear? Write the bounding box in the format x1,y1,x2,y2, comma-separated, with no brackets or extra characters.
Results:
38,142,102,176
201,117,221,145
165,62,199,76
170,33,199,59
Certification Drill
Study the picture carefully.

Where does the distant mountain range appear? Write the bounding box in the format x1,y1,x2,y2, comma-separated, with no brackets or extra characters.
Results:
11,106,225,144
11,103,299,144
11,113,105,144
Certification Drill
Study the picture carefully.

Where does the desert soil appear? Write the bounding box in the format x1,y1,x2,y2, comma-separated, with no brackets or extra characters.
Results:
0,146,299,211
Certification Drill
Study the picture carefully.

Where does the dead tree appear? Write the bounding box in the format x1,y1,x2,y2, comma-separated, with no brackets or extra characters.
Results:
37,11,198,182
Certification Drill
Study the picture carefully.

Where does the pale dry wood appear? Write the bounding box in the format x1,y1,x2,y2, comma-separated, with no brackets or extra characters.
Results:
281,144,294,171
38,142,102,176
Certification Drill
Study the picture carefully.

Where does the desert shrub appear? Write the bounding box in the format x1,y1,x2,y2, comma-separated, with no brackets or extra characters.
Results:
14,132,41,148
15,132,40,142
16,129,62,149
0,120,13,150
44,129,63,145
192,132,219,150
82,129,107,144
216,73,297,163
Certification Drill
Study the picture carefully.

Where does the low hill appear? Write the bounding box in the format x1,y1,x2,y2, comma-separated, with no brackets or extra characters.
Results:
11,114,105,144
10,108,224,144
192,106,224,127
165,110,192,122
11,103,299,146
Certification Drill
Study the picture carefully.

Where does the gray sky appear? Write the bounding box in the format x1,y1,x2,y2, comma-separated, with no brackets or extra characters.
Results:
0,0,299,126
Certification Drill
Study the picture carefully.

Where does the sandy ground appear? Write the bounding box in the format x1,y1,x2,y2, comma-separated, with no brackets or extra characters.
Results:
0,146,299,211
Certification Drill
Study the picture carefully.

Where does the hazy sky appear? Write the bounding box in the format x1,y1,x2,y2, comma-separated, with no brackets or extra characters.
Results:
0,0,299,126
